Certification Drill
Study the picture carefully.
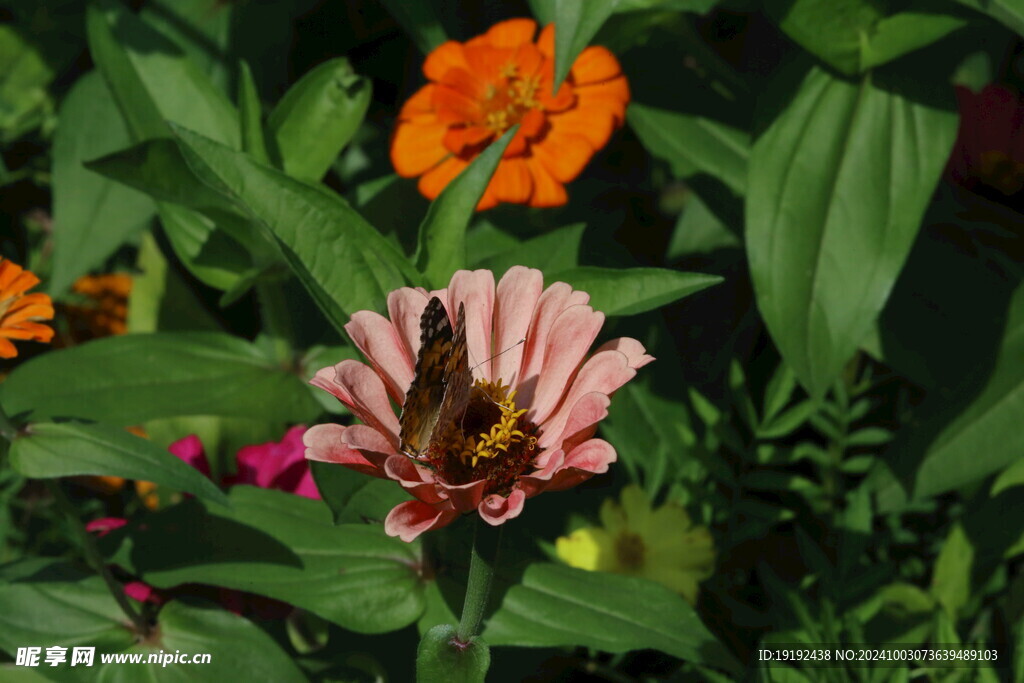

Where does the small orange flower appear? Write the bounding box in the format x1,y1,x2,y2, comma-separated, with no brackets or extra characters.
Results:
66,273,132,339
391,18,630,210
0,258,54,359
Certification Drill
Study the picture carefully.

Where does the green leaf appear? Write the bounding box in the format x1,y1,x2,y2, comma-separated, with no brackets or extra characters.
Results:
50,72,155,294
378,0,448,54
157,203,251,291
140,0,233,92
310,460,381,524
746,65,957,398
267,58,372,183
416,128,517,288
552,266,722,316
757,400,817,440
474,223,586,276
237,60,270,164
170,124,418,324
107,486,427,634
628,103,749,196
930,522,973,616
667,195,741,260
0,332,319,426
542,0,620,89
417,625,490,683
9,422,228,507
954,0,1024,35
0,562,307,682
484,564,740,675
0,25,53,141
766,0,968,74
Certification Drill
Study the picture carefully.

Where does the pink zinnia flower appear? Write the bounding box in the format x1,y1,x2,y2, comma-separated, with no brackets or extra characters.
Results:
947,84,1024,198
304,267,654,541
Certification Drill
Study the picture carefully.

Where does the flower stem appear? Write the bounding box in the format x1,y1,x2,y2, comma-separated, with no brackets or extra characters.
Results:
0,403,16,441
456,517,503,643
45,480,150,637
256,279,294,366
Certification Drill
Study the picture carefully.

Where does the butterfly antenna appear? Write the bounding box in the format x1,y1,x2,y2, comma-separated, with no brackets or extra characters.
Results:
470,338,526,373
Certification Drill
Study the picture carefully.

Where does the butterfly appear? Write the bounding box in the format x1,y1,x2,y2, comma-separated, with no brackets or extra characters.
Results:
398,296,472,461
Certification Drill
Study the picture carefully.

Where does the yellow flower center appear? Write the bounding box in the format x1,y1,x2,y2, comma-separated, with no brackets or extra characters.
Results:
481,62,542,134
614,531,646,571
427,378,540,494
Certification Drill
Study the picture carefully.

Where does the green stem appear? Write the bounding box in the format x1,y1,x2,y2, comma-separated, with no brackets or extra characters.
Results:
0,403,16,441
255,280,294,365
456,518,503,643
46,480,150,636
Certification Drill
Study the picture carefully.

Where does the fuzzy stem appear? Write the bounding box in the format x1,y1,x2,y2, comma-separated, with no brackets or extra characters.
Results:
456,517,503,643
46,480,149,636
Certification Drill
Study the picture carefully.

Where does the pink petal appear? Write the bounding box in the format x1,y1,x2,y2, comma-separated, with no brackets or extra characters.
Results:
387,287,432,365
384,455,446,504
446,270,496,383
291,471,321,500
519,449,565,496
594,337,655,369
385,500,459,542
233,425,307,489
341,424,401,469
478,488,526,525
437,478,488,513
516,283,590,401
545,438,617,492
303,423,385,478
538,391,609,452
526,304,605,425
168,434,211,476
491,266,544,386
86,517,128,537
310,360,400,447
537,349,639,450
124,581,164,605
345,311,415,401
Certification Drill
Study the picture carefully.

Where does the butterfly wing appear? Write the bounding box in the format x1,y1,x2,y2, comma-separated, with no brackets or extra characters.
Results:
433,302,471,445
399,297,453,459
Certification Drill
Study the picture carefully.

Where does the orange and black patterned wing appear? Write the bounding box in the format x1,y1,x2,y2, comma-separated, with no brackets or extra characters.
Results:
399,297,454,460
432,302,471,448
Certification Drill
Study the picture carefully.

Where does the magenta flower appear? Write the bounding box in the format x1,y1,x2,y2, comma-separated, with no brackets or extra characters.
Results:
169,425,318,499
304,267,653,541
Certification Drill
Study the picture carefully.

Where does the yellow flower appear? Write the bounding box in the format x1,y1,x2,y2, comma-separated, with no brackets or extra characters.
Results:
555,485,715,604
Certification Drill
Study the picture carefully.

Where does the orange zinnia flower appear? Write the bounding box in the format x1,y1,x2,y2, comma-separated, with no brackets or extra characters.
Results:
391,18,630,210
0,258,54,359
66,273,132,339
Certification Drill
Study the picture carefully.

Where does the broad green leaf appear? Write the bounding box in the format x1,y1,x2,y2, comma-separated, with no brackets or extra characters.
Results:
954,0,1024,35
0,561,306,682
474,223,585,276
417,625,490,683
992,458,1024,497
157,203,251,291
9,422,228,507
616,0,717,11
140,0,233,92
237,60,270,164
667,195,741,260
416,128,517,288
0,25,53,141
170,125,418,324
50,71,155,294
747,65,957,398
378,0,448,54
897,279,1024,498
106,486,427,634
267,58,372,182
766,0,968,74
310,460,379,524
931,523,973,616
0,332,319,425
553,266,722,316
484,563,741,675
629,103,749,195
540,0,621,89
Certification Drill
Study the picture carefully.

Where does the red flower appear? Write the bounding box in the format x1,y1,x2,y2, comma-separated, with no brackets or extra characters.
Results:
948,84,1024,198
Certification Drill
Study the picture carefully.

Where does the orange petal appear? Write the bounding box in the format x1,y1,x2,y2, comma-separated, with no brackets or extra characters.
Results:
484,18,538,48
532,129,594,183
0,260,24,293
443,125,494,155
526,157,568,207
537,24,555,57
418,155,469,200
504,128,530,157
424,41,470,81
0,336,16,358
513,43,545,79
391,120,450,177
1,321,54,342
476,182,500,211
463,44,516,85
438,66,489,101
576,76,631,122
399,84,438,122
550,105,616,152
520,108,547,139
433,84,483,124
489,157,533,204
571,46,623,85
